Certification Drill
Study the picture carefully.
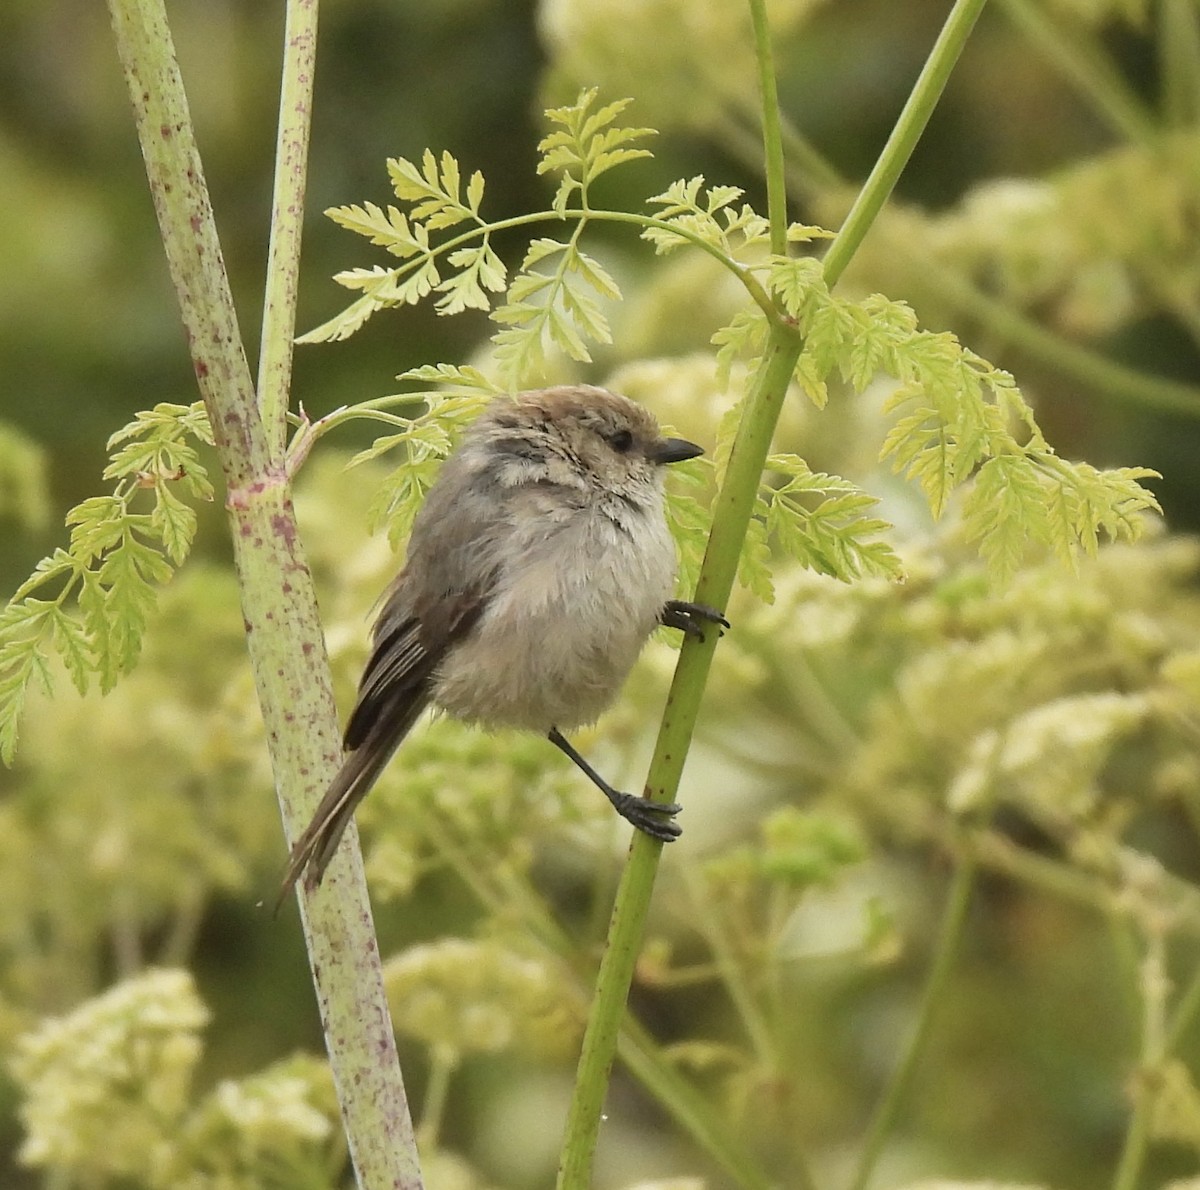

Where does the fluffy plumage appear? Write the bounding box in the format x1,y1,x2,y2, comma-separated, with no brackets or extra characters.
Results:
281,385,710,896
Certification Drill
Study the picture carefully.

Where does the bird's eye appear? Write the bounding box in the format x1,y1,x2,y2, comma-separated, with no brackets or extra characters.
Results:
608,429,635,453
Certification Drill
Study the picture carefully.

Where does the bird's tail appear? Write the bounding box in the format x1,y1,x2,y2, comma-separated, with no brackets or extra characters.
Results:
276,700,425,907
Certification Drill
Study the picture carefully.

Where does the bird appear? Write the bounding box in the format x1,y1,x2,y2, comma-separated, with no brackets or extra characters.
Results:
280,384,726,898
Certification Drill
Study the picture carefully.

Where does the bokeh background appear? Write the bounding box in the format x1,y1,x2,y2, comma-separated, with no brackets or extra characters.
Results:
3,1,1200,1188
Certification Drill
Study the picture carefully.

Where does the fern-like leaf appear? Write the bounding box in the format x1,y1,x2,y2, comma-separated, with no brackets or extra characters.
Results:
537,89,654,212
764,456,903,582
490,238,622,384
1,404,213,759
643,177,774,258
962,455,1051,583
388,150,485,230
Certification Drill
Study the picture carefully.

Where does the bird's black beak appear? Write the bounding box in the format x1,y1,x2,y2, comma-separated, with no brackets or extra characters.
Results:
650,436,704,465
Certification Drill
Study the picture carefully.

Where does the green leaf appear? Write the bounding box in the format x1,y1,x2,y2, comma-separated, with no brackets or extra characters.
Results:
66,496,128,563
764,457,902,582
92,539,163,683
786,223,837,243
537,89,654,199
0,600,57,764
396,364,500,394
490,240,620,384
10,549,78,602
644,176,775,258
664,457,714,599
367,456,444,548
327,202,425,257
50,605,93,696
963,454,1050,583
150,484,198,566
387,151,481,231
712,310,768,389
296,293,387,344
435,241,508,316
738,501,775,604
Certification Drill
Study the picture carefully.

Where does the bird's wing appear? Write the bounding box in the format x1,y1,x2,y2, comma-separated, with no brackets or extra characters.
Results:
277,587,488,902
345,587,486,750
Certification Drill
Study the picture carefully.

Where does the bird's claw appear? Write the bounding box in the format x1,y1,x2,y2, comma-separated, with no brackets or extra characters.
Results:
609,789,683,842
660,599,731,641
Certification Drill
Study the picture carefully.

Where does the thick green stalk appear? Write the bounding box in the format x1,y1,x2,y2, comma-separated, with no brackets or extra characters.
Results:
258,0,319,457
752,120,1200,419
104,2,421,1186
556,324,803,1189
822,0,990,288
559,1,998,1180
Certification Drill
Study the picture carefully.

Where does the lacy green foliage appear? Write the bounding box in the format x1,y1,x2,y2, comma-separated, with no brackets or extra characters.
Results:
0,402,213,763
764,255,1158,578
756,453,901,588
0,421,50,531
383,938,581,1062
302,96,1160,603
642,176,772,258
348,367,499,548
299,90,653,388
642,178,1157,583
537,92,655,213
9,969,341,1189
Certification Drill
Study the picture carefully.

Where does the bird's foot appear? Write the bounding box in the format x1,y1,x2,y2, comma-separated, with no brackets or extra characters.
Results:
660,599,731,640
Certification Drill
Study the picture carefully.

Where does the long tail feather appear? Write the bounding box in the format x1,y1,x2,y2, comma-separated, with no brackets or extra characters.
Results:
276,698,425,907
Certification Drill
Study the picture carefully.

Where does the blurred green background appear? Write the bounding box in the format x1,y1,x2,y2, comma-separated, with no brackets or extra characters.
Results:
3,1,1200,1188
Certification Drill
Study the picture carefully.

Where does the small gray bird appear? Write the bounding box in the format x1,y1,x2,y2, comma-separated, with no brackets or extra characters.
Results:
281,384,725,897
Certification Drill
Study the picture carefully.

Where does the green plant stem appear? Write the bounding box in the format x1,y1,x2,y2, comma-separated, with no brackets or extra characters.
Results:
743,118,1200,419
748,0,788,255
556,323,803,1190
1112,934,1170,1190
416,1049,455,1149
822,0,989,288
1167,961,1200,1052
848,859,977,1190
996,0,1158,143
104,3,422,1187
617,1017,788,1190
680,867,776,1066
419,819,778,1188
558,5,994,1180
257,0,319,458
1161,0,1200,127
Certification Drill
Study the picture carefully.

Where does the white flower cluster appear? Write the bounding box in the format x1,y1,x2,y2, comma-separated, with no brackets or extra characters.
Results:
9,970,340,1187
384,937,579,1060
10,968,208,1180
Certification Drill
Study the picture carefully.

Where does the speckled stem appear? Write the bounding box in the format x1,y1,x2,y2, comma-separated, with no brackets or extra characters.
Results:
105,1,421,1186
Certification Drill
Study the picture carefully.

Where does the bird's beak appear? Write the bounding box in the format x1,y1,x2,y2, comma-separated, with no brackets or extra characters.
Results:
650,436,704,465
